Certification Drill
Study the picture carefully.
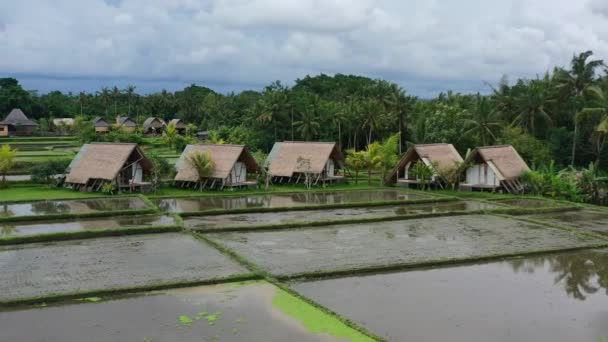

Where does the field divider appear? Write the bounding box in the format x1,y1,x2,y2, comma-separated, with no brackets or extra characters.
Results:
178,197,458,217
147,186,392,199
0,225,182,246
190,231,385,342
0,208,157,223
278,243,608,283
493,213,608,242
0,194,140,205
0,274,259,307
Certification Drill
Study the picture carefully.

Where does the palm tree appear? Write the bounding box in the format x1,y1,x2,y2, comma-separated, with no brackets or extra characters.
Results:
334,103,348,149
98,87,111,117
256,90,286,141
186,152,215,191
464,94,502,145
345,149,367,184
388,85,414,153
0,145,17,186
555,51,605,165
78,92,87,115
360,98,381,146
580,85,608,164
294,106,320,141
163,122,178,150
124,85,136,116
111,86,121,116
512,79,552,136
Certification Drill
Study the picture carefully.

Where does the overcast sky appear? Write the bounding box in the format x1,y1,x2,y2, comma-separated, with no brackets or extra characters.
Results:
1,0,608,97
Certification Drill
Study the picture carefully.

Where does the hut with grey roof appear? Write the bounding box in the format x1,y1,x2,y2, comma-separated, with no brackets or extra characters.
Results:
115,116,137,132
168,118,187,134
460,145,529,193
264,141,344,184
0,108,38,136
92,117,110,134
175,144,260,189
142,117,166,135
65,143,152,192
386,143,463,188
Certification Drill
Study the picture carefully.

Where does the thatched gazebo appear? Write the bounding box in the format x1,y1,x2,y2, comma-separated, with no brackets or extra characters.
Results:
460,145,530,193
142,117,166,135
0,109,38,136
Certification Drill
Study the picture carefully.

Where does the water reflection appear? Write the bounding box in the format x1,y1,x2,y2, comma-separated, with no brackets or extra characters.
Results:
509,250,608,300
0,198,148,217
157,190,432,212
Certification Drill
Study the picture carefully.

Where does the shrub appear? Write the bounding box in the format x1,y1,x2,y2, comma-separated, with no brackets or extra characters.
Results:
30,159,71,184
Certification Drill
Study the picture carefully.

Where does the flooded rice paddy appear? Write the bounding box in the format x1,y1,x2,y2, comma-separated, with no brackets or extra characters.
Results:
492,197,564,208
0,282,361,342
293,249,608,342
206,215,605,276
0,214,176,238
185,201,502,230
0,197,149,217
525,209,608,235
155,189,433,212
0,233,249,302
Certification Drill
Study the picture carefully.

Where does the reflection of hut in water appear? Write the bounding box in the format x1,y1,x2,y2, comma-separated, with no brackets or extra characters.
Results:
174,144,260,190
264,142,344,185
65,143,153,192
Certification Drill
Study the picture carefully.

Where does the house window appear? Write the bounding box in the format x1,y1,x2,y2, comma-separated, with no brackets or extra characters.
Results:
0,127,4,131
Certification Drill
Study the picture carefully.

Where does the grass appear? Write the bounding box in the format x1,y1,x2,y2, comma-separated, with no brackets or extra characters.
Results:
0,208,158,223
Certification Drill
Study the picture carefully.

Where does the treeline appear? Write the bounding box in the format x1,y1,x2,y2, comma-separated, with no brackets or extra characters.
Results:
2,50,608,168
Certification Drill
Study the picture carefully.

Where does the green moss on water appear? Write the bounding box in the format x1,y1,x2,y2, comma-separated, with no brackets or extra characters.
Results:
178,315,194,326
272,288,375,342
83,297,102,302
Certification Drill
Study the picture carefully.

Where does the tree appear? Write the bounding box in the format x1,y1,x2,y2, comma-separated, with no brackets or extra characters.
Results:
345,149,366,184
147,152,173,193
580,85,608,165
0,145,17,187
124,85,136,116
186,152,215,191
464,94,501,145
411,161,434,190
296,157,314,189
360,98,382,146
163,122,178,151
372,133,400,184
294,107,320,141
512,79,552,136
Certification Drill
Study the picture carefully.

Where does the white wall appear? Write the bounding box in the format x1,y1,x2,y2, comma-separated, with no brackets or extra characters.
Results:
230,161,247,184
466,163,499,186
325,159,335,176
132,162,143,183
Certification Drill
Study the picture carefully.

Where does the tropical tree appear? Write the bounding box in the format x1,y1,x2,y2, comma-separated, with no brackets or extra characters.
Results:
360,98,382,146
464,94,501,145
98,87,111,117
124,85,136,116
294,106,320,141
0,145,17,187
345,149,367,184
371,133,401,184
580,85,608,164
187,151,215,191
163,122,178,151
513,79,552,136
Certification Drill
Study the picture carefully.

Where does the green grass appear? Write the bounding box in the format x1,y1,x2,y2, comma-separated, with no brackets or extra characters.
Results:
0,185,107,202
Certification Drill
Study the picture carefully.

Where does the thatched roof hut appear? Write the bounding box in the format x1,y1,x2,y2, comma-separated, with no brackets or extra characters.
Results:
265,142,344,183
142,117,166,134
116,116,137,132
92,117,110,134
175,144,259,188
0,109,38,136
461,145,530,193
66,143,152,191
168,118,187,134
386,143,463,186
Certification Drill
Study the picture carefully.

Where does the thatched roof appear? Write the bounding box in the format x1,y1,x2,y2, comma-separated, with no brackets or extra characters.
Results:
175,144,259,182
169,119,187,128
386,143,463,183
143,117,165,129
116,116,137,127
0,109,38,126
265,141,343,177
465,145,530,181
66,143,152,184
92,117,109,127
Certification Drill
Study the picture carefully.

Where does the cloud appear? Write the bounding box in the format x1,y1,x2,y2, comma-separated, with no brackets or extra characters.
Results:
1,0,608,96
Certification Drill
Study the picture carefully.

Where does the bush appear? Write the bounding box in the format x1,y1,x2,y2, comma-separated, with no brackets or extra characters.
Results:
30,159,71,184
498,127,552,167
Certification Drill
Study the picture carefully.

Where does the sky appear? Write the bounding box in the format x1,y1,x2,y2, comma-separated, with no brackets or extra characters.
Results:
1,0,608,97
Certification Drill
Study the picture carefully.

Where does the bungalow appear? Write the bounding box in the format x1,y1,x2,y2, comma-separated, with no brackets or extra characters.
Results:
174,144,260,189
92,117,110,134
168,118,187,134
65,143,152,192
116,116,137,133
385,143,463,188
142,117,166,135
0,109,38,136
264,141,344,184
460,145,530,194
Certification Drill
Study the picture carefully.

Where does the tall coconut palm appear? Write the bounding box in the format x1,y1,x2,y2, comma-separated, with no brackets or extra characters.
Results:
294,106,320,141
555,51,605,165
360,98,381,146
580,85,608,164
111,86,121,116
124,85,136,116
98,87,111,117
464,94,502,145
512,79,552,136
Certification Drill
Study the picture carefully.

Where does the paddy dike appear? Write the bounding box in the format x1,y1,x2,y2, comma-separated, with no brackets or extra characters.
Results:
0,197,149,217
525,209,608,235
0,214,176,238
0,233,250,303
156,189,434,212
0,282,372,342
206,215,606,277
293,249,608,342
492,197,565,208
185,201,502,230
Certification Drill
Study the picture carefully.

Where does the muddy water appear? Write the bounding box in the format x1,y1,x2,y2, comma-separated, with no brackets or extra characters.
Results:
0,233,250,302
206,215,604,276
526,210,608,235
0,282,343,342
294,249,608,342
0,197,149,217
493,198,563,208
0,214,176,238
156,189,433,212
185,201,501,230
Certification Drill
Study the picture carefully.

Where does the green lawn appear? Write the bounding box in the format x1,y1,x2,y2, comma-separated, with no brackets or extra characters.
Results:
0,185,107,202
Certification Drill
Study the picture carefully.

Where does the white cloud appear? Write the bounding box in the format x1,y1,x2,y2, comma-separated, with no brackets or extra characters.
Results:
1,0,607,96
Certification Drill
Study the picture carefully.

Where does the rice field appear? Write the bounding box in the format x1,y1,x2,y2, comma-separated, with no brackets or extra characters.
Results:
0,189,606,341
